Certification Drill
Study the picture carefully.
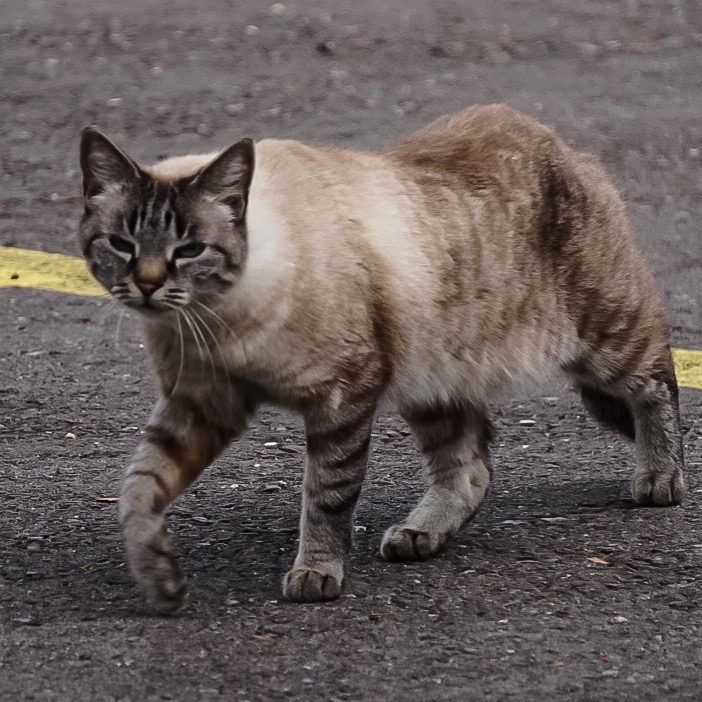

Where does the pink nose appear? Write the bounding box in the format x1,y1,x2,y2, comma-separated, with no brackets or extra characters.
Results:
135,280,162,297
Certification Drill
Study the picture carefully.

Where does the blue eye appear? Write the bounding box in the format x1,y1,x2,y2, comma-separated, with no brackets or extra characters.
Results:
174,243,206,259
109,235,135,255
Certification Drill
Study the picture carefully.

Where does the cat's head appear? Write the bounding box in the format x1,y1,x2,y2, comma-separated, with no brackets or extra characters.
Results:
78,127,254,315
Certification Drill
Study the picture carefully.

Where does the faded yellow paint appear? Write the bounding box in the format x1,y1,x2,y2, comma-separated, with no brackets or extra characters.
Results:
1,245,105,298
672,348,702,392
1,245,701,390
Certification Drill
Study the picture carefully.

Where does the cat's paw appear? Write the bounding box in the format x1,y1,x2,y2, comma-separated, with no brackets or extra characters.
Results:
283,566,343,602
125,535,188,614
380,525,443,561
632,468,686,507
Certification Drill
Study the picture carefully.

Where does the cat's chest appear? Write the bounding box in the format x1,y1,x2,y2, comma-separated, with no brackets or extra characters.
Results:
172,314,333,401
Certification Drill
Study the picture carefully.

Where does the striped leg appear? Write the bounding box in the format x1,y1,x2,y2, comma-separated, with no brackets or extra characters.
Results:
283,403,375,602
119,396,238,613
381,402,493,561
573,345,685,506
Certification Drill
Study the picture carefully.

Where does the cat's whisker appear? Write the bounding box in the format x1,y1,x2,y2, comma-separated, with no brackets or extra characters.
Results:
190,307,235,402
179,307,206,362
190,308,226,363
193,300,229,331
114,307,127,348
183,308,219,387
169,311,186,398
83,299,121,362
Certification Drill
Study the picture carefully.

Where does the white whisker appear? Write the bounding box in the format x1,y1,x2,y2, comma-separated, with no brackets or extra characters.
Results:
193,300,230,331
114,307,127,348
183,308,218,387
83,299,122,364
170,312,186,398
190,307,237,406
179,308,204,361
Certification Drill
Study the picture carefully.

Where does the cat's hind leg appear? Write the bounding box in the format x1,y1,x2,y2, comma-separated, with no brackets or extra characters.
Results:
380,402,493,561
572,344,685,506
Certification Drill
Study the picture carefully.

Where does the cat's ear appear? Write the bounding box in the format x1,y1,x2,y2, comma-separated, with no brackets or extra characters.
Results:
190,139,255,223
80,127,142,199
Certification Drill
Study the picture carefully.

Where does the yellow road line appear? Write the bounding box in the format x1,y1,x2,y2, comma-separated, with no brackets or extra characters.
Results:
2,246,701,390
672,349,702,392
1,246,106,298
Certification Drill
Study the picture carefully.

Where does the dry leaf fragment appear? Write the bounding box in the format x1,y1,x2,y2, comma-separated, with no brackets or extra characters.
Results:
551,661,566,667
94,496,119,503
587,557,614,566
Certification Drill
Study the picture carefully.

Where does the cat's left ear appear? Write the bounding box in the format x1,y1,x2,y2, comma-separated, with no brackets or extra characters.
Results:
190,139,255,223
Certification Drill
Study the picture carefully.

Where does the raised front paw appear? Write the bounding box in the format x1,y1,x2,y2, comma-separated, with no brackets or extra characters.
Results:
283,565,343,602
125,530,188,614
632,468,686,507
380,525,444,562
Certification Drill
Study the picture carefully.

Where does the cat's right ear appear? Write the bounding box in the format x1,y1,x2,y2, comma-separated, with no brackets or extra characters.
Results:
80,127,142,200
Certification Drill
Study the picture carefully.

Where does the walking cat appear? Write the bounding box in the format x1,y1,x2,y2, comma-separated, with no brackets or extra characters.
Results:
78,104,684,613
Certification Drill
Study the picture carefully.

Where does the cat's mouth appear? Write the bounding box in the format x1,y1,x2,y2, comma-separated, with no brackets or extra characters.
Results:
111,282,190,315
121,297,177,315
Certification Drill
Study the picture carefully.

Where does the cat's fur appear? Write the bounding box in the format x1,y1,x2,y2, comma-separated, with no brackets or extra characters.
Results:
78,104,684,613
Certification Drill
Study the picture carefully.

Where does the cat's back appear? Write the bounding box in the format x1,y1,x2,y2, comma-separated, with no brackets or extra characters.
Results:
386,103,574,192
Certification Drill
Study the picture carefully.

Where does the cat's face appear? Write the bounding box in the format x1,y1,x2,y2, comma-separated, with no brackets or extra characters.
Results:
78,128,254,315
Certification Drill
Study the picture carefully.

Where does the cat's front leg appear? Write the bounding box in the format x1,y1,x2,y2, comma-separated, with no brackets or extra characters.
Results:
283,401,376,602
119,396,238,613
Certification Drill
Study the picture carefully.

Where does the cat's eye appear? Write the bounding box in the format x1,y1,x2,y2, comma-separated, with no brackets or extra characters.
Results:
174,242,206,259
109,235,136,256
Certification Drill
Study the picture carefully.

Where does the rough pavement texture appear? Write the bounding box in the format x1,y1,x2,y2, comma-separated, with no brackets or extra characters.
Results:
1,1,700,700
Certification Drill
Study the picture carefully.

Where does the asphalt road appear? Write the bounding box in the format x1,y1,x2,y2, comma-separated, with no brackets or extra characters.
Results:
1,1,701,700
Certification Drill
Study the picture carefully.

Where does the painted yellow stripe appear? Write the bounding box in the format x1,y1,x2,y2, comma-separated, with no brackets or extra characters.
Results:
672,348,702,392
1,246,701,390
1,246,106,298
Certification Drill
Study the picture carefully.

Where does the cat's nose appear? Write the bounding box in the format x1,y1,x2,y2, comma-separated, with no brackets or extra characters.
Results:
134,259,167,298
135,279,162,298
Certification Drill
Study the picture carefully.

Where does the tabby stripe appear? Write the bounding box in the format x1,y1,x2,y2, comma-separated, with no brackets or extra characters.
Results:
306,409,375,456
321,471,366,493
126,206,139,236
128,470,171,505
416,416,465,454
317,485,363,516
145,425,182,459
174,210,188,239
324,435,371,471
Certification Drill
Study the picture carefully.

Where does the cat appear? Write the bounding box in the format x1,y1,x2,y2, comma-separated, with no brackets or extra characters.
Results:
78,104,685,613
